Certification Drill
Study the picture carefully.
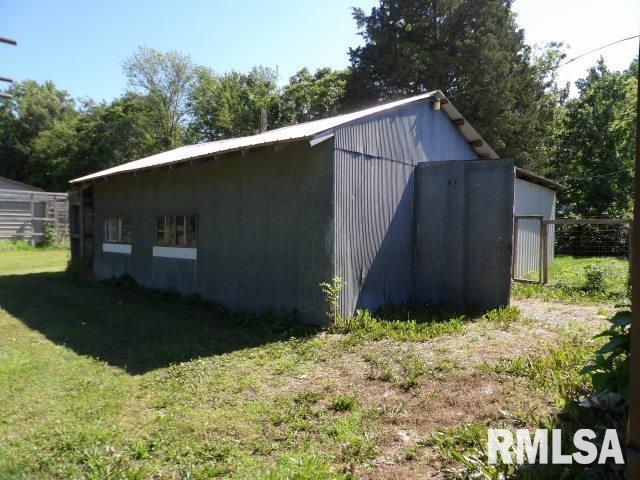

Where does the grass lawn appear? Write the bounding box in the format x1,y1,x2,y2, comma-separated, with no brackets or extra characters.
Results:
0,250,624,478
512,255,629,304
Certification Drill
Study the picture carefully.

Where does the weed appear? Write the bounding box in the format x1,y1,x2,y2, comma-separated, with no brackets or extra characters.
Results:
482,305,521,330
512,255,629,304
581,308,630,404
330,395,358,412
335,306,468,342
490,336,594,401
320,276,346,327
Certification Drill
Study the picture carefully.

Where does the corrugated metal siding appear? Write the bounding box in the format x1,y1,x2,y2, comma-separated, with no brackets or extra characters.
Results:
513,178,556,278
94,141,334,325
413,160,514,310
333,102,478,317
334,101,478,165
334,150,415,316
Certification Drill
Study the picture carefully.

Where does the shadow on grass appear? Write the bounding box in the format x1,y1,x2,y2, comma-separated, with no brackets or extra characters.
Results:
0,272,318,375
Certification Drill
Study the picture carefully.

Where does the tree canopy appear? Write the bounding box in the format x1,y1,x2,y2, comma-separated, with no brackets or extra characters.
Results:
0,0,635,217
550,58,637,217
345,0,565,172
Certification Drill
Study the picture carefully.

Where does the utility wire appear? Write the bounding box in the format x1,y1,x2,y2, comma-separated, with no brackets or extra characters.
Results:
559,34,639,67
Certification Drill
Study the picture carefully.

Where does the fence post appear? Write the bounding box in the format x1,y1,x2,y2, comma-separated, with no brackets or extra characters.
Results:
511,216,519,279
29,193,35,246
53,196,59,245
541,220,548,284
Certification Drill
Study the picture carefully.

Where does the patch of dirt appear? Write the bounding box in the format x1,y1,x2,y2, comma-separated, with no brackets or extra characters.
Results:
512,298,610,329
276,298,610,478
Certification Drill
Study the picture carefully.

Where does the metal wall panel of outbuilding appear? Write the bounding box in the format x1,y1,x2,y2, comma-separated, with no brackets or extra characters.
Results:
333,100,479,317
513,178,556,278
93,141,334,325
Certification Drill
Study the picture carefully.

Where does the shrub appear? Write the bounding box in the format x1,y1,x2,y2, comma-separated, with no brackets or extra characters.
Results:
583,263,605,293
38,222,57,248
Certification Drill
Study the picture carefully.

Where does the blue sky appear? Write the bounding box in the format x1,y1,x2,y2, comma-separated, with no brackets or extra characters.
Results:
1,0,638,102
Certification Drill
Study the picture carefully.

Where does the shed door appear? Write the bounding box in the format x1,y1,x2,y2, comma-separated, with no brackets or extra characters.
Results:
412,159,514,310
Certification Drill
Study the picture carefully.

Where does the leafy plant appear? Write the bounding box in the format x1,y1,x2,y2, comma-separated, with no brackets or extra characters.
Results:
582,263,606,294
581,309,631,403
320,276,346,327
38,222,57,248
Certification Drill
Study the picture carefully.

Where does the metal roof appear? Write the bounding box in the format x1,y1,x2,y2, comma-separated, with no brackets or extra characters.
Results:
515,167,565,191
70,90,499,184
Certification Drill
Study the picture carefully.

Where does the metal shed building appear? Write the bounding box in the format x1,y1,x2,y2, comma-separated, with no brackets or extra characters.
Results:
512,169,562,280
69,91,551,325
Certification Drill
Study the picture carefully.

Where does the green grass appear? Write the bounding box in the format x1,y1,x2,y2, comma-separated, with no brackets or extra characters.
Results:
512,255,629,303
333,304,469,342
0,249,70,274
0,250,619,478
0,239,69,252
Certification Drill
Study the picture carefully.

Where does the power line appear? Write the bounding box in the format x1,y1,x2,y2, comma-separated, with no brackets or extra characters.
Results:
445,34,639,99
559,34,639,67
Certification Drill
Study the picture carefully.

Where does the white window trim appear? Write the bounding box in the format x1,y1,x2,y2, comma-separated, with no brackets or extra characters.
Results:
103,242,132,254
152,246,197,260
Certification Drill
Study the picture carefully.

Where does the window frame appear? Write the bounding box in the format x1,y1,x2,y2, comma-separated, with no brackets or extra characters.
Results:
104,217,131,244
155,215,197,248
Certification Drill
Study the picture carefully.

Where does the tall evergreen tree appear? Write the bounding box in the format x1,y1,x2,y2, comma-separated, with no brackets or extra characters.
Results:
346,0,563,171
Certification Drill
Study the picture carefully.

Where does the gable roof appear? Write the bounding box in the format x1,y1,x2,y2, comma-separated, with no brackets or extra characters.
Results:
70,90,498,184
0,175,44,192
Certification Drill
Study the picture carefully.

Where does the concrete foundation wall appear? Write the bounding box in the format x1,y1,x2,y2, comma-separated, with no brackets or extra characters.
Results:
93,141,334,325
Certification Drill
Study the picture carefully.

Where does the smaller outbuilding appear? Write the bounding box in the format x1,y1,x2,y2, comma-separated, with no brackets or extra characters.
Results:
70,92,559,324
0,176,68,245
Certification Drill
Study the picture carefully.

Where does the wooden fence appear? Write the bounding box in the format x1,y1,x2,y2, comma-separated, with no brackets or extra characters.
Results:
0,189,69,245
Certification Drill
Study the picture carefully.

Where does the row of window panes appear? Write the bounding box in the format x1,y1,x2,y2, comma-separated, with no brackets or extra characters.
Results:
104,218,132,243
104,216,197,247
156,216,197,247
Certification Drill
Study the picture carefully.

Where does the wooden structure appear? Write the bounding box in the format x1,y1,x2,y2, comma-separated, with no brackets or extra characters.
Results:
0,184,69,245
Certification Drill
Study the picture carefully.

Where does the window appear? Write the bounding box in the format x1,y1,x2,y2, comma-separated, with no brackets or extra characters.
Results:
155,215,197,247
104,217,131,243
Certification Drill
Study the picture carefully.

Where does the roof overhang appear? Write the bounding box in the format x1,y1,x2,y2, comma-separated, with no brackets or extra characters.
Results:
70,91,500,185
515,167,565,191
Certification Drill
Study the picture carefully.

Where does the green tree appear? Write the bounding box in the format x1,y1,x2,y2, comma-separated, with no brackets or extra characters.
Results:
282,67,348,123
550,58,637,217
0,80,76,185
29,94,161,191
188,66,286,141
122,47,196,149
345,0,564,171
